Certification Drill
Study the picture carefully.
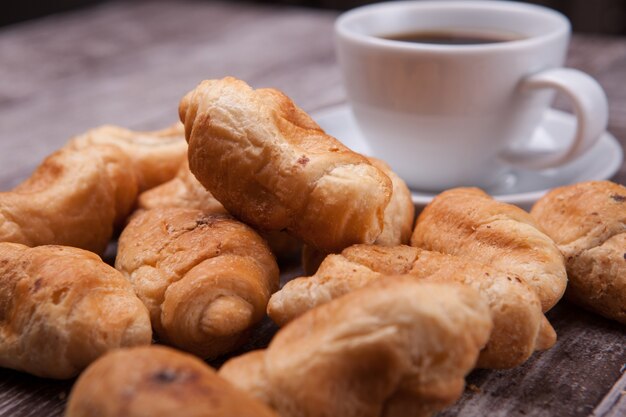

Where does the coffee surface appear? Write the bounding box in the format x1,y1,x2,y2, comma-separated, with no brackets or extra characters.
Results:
382,30,522,45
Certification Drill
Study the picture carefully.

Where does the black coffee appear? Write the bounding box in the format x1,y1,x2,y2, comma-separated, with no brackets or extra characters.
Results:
382,30,522,45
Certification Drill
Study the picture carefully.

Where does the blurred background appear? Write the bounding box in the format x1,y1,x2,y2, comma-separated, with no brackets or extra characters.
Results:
3,0,626,35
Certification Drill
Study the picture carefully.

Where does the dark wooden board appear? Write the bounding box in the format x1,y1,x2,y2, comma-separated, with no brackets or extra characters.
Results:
0,1,625,416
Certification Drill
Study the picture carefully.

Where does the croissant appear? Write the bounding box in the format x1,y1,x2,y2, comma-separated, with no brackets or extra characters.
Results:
269,244,554,368
0,242,151,379
0,146,135,254
0,125,186,254
138,160,302,260
65,345,278,417
531,181,626,323
301,156,415,274
179,77,392,253
221,278,492,417
411,187,567,311
116,207,279,358
66,123,187,192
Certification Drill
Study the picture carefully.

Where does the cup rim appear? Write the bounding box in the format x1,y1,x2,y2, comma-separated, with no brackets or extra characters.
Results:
335,0,571,53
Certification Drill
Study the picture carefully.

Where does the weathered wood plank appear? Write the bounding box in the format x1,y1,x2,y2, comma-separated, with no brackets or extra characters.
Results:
0,2,624,417
592,371,626,417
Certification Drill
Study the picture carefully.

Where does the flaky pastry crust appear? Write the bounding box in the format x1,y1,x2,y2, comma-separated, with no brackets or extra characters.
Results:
0,125,186,254
531,181,626,323
0,242,151,379
269,244,554,368
179,77,392,252
65,345,278,417
411,187,567,311
221,278,492,417
116,208,279,358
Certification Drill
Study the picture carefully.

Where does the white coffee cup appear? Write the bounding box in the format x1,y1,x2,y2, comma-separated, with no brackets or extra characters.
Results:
335,0,608,191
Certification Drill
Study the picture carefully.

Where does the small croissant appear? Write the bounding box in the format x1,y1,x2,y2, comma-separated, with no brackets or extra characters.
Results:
66,345,278,417
0,242,151,379
179,77,392,253
269,244,555,369
0,125,186,254
116,207,279,358
411,187,567,311
531,180,626,323
221,278,492,417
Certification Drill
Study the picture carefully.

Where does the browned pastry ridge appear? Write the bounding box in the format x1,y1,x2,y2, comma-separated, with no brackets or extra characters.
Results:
0,242,151,379
221,278,492,417
301,157,415,274
116,207,279,359
66,123,187,192
269,244,554,369
138,159,302,260
0,125,186,254
531,181,626,323
179,77,393,253
65,345,278,417
411,187,567,312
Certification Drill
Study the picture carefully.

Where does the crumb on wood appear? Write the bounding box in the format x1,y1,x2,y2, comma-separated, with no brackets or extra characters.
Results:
468,384,481,393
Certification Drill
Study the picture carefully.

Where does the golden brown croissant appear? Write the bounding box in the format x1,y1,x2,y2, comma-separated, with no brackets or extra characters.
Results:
0,125,186,254
411,187,567,311
0,242,151,379
269,244,554,368
138,160,302,260
116,207,279,359
65,345,278,417
67,123,187,192
221,278,492,417
531,181,626,323
179,77,392,253
0,146,135,254
301,156,415,274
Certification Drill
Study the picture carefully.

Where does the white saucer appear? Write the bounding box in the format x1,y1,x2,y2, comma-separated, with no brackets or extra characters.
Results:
312,105,623,211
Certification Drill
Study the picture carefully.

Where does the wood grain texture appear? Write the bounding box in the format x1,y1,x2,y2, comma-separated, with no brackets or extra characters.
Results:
0,2,624,417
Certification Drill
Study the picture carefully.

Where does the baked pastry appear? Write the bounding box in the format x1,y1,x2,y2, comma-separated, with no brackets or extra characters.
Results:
411,187,567,311
137,159,228,215
269,244,554,368
301,156,415,274
221,278,492,417
65,345,278,417
179,77,392,253
0,146,136,254
0,242,151,379
138,160,302,260
67,123,187,192
0,125,186,254
531,180,626,323
116,207,279,358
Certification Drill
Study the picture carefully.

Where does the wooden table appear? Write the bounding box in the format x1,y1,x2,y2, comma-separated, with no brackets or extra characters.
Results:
0,2,624,416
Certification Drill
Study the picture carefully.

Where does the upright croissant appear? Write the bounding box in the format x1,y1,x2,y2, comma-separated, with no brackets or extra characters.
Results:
411,188,567,311
221,278,492,417
531,181,626,323
116,207,279,358
0,243,151,379
179,77,392,253
269,244,554,368
66,346,278,417
0,125,186,254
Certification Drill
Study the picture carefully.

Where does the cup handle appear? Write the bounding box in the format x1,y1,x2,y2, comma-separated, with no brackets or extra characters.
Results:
499,68,608,169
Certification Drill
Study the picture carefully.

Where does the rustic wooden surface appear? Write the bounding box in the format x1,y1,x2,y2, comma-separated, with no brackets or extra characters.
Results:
0,1,624,416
